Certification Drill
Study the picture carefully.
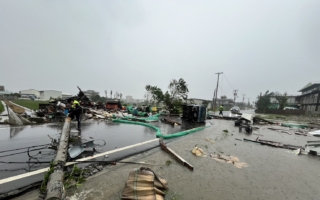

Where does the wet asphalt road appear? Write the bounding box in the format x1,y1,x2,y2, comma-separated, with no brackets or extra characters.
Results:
0,117,200,195
58,119,320,200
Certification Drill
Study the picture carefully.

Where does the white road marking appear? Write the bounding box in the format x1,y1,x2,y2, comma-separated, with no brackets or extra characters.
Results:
0,138,159,185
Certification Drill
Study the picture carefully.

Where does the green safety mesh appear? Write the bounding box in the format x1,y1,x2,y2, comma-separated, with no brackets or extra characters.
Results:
112,119,205,139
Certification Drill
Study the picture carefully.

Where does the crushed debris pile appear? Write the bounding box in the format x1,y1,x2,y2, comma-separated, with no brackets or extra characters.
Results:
267,126,320,137
210,154,248,169
244,137,305,150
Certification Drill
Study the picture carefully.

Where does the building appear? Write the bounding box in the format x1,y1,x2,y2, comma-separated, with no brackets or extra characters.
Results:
187,98,212,109
0,86,4,91
83,90,99,98
20,89,40,98
270,95,299,109
215,96,235,107
106,100,122,110
126,96,133,103
62,93,73,100
39,90,62,100
296,82,320,112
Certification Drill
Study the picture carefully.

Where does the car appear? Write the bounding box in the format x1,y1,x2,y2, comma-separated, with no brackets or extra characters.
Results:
283,107,298,110
230,106,241,113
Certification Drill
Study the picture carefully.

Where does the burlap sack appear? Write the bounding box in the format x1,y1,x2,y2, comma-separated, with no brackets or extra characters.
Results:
121,167,168,200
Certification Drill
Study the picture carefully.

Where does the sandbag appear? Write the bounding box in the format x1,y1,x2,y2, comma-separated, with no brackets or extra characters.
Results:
121,167,168,200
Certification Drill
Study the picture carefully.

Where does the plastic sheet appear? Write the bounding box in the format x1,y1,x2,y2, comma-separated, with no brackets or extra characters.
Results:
7,106,23,125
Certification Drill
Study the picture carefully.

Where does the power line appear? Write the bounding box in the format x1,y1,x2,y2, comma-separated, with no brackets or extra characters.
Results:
223,74,234,90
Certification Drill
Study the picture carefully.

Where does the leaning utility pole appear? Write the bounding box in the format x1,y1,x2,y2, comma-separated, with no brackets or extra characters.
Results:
212,72,223,112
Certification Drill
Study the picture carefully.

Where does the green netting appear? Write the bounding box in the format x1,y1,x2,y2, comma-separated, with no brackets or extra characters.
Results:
112,118,205,139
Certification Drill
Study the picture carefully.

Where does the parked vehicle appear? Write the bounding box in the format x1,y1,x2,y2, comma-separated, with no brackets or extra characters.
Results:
230,106,241,113
283,107,298,110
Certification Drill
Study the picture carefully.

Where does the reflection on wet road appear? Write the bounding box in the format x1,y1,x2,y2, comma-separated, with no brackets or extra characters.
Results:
0,118,200,180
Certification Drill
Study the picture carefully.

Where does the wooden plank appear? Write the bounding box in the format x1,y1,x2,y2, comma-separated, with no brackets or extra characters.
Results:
159,139,193,171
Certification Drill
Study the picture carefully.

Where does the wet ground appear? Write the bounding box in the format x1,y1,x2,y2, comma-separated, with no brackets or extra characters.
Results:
0,117,201,195
16,118,320,200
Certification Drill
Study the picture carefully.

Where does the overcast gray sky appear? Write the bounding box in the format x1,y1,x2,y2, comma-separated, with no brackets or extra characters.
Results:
1,0,320,103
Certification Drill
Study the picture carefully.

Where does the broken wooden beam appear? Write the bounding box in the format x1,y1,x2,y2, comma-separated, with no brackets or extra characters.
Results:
45,117,71,200
243,138,304,150
159,139,193,171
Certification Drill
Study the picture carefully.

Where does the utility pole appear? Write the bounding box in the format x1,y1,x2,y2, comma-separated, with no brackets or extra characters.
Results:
233,89,238,105
242,94,246,110
212,72,223,112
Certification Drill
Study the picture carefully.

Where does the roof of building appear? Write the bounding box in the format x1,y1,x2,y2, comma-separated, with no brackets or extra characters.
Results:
298,82,320,92
39,90,62,92
106,100,121,104
0,91,12,95
20,89,38,92
188,98,211,101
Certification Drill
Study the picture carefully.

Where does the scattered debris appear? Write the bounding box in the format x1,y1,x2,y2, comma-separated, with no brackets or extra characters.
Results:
161,117,181,125
205,138,215,144
253,133,264,136
210,154,248,169
68,140,97,158
305,140,320,156
243,137,305,150
160,139,194,170
235,138,242,141
309,130,320,137
191,146,207,157
253,116,274,124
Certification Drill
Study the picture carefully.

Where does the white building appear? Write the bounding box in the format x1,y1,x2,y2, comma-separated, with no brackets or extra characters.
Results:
62,93,73,99
20,89,40,98
39,90,62,100
83,90,99,97
187,98,212,109
126,96,133,102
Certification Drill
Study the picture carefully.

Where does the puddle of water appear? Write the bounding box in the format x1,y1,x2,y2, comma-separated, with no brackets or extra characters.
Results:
0,119,188,180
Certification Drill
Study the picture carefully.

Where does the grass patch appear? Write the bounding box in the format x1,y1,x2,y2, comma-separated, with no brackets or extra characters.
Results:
165,160,172,166
0,102,4,113
11,100,49,110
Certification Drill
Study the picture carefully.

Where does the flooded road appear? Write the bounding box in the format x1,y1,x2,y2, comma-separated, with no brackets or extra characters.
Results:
0,117,197,195
58,119,320,200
